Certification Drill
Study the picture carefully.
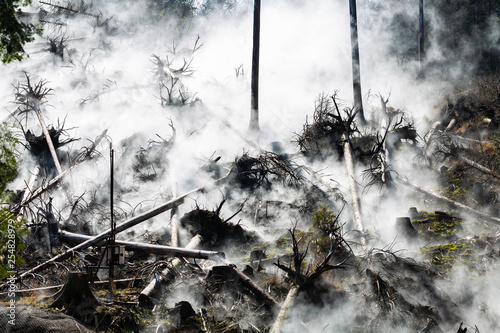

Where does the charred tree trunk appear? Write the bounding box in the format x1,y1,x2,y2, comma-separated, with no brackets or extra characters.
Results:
418,0,425,78
349,0,365,125
249,0,261,132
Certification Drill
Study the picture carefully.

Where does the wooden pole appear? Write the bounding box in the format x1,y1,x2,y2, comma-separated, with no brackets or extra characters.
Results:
108,144,115,297
349,0,366,125
249,0,261,132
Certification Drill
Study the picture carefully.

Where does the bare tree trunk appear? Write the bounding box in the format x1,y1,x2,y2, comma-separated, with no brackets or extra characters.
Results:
397,176,500,224
342,133,367,251
139,235,202,308
58,230,223,259
349,0,365,125
170,182,179,247
418,0,425,78
269,284,299,333
208,265,280,309
249,0,261,132
34,102,63,174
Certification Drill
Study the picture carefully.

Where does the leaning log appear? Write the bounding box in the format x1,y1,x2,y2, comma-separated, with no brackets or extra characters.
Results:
33,102,63,175
207,264,280,309
59,230,224,259
139,235,202,308
3,172,230,287
397,176,500,224
342,133,367,251
269,284,299,333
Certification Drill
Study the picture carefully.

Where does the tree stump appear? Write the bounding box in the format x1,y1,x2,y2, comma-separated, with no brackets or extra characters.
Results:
49,271,99,323
396,217,418,240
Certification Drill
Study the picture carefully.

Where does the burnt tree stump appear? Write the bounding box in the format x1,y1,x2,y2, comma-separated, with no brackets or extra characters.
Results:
396,217,418,240
49,272,99,322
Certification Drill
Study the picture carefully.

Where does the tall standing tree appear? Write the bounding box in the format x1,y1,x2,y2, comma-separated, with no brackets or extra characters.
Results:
418,0,425,78
0,0,40,64
348,0,366,125
249,0,261,132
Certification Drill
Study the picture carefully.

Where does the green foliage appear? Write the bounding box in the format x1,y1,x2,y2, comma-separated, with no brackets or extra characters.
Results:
0,121,19,202
412,211,463,241
0,208,27,280
0,0,42,64
421,242,472,274
311,205,338,236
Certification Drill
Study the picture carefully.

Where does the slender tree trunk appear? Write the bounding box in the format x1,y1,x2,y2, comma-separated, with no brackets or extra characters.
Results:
249,0,261,132
349,0,365,125
418,0,425,78
34,102,63,175
342,133,367,251
269,284,299,333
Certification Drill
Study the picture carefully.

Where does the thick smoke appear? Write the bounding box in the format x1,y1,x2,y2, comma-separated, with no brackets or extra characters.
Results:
1,0,499,332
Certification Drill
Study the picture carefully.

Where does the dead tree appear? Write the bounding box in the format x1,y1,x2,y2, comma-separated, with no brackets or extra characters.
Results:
349,0,366,125
249,0,261,132
271,226,350,333
15,75,63,174
418,0,425,78
330,96,367,251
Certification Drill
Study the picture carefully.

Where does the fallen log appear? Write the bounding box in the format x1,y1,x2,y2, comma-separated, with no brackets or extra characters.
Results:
207,264,280,309
269,284,299,333
2,171,230,287
397,176,500,225
342,132,367,251
59,230,224,259
139,235,202,308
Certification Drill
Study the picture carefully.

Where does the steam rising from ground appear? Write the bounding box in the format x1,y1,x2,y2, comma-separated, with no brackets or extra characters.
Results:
2,0,500,331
